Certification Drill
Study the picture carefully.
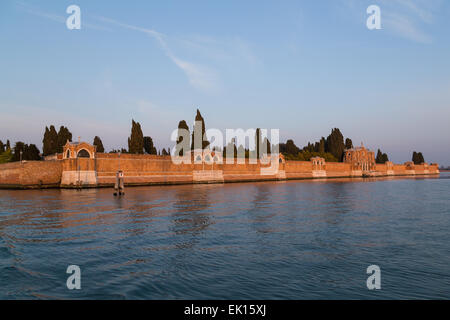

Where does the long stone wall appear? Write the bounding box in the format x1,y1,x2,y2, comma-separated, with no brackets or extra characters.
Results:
0,160,62,189
0,154,440,189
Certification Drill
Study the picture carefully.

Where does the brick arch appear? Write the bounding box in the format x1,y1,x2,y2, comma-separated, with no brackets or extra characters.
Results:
77,149,91,158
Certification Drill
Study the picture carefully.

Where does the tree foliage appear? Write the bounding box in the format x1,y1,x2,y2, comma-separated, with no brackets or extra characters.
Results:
11,142,41,162
42,125,71,155
56,126,72,153
223,138,237,158
326,128,345,161
0,149,12,163
128,119,144,154
93,136,105,153
175,120,190,156
43,125,58,156
345,138,353,150
412,151,425,164
375,149,389,164
144,136,157,155
191,109,210,150
285,139,300,155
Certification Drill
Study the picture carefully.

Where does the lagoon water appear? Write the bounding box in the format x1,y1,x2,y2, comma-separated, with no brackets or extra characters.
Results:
0,173,449,299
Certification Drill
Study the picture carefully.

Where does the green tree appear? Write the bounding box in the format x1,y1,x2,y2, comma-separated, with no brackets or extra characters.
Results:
376,149,389,164
223,138,237,158
12,142,25,162
26,144,41,160
191,109,210,150
412,151,425,164
263,137,271,155
128,119,144,154
42,127,51,156
0,149,12,163
56,126,72,153
345,138,353,150
6,140,10,150
175,120,190,156
143,136,157,155
12,142,41,162
255,128,262,159
0,140,4,154
318,137,326,153
93,136,105,153
326,128,345,161
237,145,245,158
43,125,58,156
376,149,383,164
417,152,425,164
285,139,300,155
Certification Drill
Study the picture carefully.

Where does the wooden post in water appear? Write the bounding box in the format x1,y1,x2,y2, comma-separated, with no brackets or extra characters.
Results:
114,170,125,196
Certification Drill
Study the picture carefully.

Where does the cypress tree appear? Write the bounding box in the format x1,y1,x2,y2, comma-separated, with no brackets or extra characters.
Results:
237,145,245,158
376,149,383,164
12,142,41,161
175,120,190,156
412,151,419,164
345,138,353,150
255,128,261,159
143,136,157,155
0,140,4,154
48,125,58,154
12,142,25,162
128,120,144,154
263,137,271,155
191,109,210,150
285,139,300,155
376,149,389,164
93,136,105,153
224,138,237,158
56,126,72,153
43,127,50,156
6,140,10,150
318,137,325,154
417,152,425,164
326,128,345,161
43,126,58,155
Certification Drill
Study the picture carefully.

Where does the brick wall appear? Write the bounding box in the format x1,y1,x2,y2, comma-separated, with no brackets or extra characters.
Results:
0,161,62,188
0,155,441,189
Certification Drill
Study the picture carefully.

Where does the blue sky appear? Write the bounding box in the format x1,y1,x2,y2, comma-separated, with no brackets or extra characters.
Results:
1,0,449,164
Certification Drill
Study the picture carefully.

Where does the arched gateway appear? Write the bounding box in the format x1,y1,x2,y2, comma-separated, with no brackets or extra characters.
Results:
62,141,96,159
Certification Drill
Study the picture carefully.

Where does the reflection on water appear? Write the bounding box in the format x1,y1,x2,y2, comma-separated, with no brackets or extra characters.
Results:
0,174,449,299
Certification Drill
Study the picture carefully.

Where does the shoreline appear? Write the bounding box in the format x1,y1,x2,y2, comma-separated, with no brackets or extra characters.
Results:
0,171,441,190
0,152,441,190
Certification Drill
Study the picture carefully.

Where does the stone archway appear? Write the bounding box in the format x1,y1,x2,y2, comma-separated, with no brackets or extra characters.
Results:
77,149,91,158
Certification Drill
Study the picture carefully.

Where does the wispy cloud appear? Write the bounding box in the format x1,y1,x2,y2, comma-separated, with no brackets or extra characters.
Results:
379,0,442,43
383,11,432,43
96,16,221,93
14,1,259,93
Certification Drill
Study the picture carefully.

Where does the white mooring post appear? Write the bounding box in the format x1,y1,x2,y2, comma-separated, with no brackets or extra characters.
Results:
114,170,125,196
